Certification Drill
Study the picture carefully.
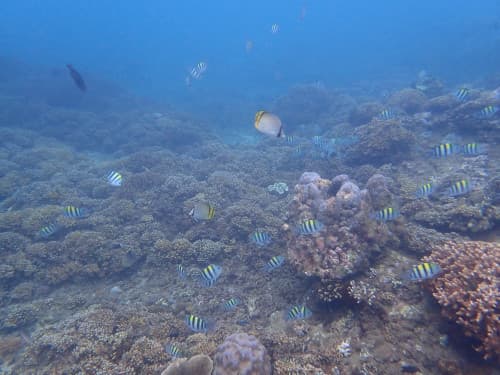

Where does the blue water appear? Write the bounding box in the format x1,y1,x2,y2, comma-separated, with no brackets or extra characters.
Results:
2,0,499,118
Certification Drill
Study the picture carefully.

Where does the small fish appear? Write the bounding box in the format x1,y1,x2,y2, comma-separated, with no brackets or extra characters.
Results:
249,231,272,247
285,305,312,321
476,105,498,119
185,314,210,333
186,61,207,84
189,202,215,222
37,223,59,238
254,111,284,138
245,40,253,53
401,363,420,373
454,87,469,102
431,143,460,158
177,264,186,280
295,219,324,235
292,144,304,157
199,264,222,287
223,298,240,311
263,255,285,272
285,135,296,145
63,205,87,218
106,171,122,186
403,262,442,281
371,207,400,221
415,183,434,198
271,23,280,34
448,179,472,197
165,343,182,358
461,143,487,156
196,61,207,74
312,137,336,158
66,64,86,91
377,109,396,120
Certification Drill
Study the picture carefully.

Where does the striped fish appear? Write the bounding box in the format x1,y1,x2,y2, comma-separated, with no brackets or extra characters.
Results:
476,105,498,119
263,255,285,272
106,171,123,186
185,314,209,333
165,343,182,358
454,88,469,102
222,298,240,311
285,305,312,321
38,223,59,238
404,262,442,281
177,264,186,280
199,264,222,287
189,202,215,222
63,205,86,218
249,231,272,247
295,219,324,235
377,109,396,120
448,179,472,197
461,143,487,156
285,135,296,145
415,183,434,198
431,143,460,158
371,207,400,221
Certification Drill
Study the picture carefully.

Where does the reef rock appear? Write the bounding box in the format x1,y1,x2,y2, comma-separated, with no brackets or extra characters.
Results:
287,173,394,281
213,333,271,375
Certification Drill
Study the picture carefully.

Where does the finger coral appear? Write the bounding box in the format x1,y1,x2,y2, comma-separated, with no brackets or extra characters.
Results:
424,240,500,362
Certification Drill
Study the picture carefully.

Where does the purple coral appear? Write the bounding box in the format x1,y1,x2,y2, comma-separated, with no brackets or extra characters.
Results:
213,333,271,375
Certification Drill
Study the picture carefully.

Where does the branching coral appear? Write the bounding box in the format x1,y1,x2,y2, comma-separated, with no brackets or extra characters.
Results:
424,240,500,362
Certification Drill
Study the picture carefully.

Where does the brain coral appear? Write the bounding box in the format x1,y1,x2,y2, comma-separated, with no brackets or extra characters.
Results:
213,333,271,375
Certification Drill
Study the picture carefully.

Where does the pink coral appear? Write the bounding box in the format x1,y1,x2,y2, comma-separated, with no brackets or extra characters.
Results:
287,172,392,281
424,240,500,363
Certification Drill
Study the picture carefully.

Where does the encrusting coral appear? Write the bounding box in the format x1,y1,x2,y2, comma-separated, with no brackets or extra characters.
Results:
424,240,500,363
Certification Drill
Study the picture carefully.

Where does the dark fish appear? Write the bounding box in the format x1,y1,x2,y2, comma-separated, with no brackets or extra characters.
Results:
401,363,420,373
66,64,86,92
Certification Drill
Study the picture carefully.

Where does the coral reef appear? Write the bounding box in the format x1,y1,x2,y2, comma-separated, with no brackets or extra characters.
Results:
213,333,271,375
345,121,416,165
286,172,395,283
424,240,500,363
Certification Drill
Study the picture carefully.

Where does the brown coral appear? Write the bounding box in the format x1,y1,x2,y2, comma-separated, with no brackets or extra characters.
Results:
424,240,500,362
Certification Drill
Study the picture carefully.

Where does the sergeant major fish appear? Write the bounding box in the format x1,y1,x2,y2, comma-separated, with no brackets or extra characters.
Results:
199,264,222,287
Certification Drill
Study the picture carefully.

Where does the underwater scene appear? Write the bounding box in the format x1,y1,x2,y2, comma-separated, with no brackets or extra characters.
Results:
0,1,500,374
